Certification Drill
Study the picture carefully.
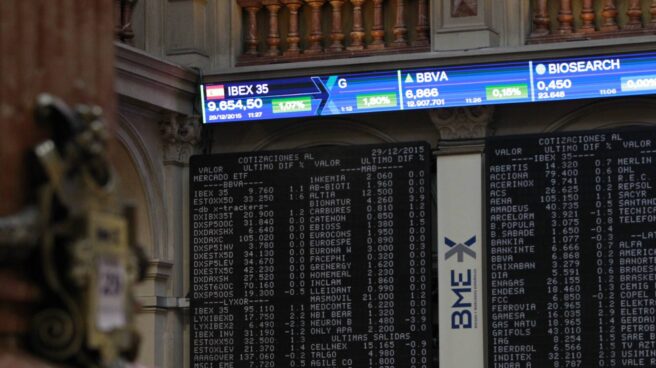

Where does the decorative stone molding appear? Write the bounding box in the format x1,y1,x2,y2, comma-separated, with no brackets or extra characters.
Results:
543,97,656,132
251,119,396,151
164,0,211,68
235,0,430,65
528,0,656,44
160,114,202,164
452,0,477,17
144,259,174,282
135,259,173,310
433,0,499,51
429,106,494,141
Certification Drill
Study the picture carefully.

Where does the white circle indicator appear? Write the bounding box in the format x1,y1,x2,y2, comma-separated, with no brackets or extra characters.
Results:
535,64,547,75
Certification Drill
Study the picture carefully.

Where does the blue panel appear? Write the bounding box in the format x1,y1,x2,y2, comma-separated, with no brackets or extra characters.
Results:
201,51,656,124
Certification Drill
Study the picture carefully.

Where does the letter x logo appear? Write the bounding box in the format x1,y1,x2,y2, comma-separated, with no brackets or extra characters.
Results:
444,236,476,262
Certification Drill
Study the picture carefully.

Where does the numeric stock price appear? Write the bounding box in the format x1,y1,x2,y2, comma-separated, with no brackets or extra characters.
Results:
208,98,263,112
405,88,440,100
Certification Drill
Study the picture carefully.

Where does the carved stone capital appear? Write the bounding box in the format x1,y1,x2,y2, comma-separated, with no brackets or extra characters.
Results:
452,0,477,17
144,258,174,282
160,114,202,164
429,106,494,141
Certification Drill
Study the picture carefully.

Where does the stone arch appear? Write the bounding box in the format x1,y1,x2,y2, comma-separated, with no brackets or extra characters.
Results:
115,113,167,259
251,118,397,151
544,97,656,132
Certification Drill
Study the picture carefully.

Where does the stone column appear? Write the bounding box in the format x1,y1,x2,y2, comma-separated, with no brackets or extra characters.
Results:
391,0,408,47
165,0,211,68
304,0,326,54
430,106,494,151
600,0,619,32
530,0,550,38
328,0,346,52
434,0,500,50
115,0,139,44
431,106,493,368
281,0,302,55
625,0,643,30
262,0,282,56
557,0,574,34
580,0,595,33
134,260,173,367
158,113,201,368
160,112,201,282
347,0,365,50
413,0,430,47
238,0,263,56
368,0,385,49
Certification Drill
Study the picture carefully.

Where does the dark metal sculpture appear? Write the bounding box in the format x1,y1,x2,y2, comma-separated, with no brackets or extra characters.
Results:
0,94,145,368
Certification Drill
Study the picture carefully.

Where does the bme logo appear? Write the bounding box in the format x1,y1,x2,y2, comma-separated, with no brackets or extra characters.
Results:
206,85,225,100
445,236,477,329
444,236,476,262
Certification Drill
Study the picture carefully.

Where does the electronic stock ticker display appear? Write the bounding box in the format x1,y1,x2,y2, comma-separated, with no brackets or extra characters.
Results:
487,129,656,368
201,51,656,124
190,143,432,368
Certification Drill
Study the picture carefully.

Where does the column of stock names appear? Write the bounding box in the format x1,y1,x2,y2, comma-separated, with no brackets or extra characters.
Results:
487,129,656,368
190,143,432,368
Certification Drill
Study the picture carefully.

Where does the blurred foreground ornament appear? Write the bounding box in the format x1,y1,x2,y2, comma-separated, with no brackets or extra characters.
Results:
0,94,146,367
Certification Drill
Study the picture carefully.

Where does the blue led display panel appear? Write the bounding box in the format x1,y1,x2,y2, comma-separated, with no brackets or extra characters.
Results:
201,51,656,124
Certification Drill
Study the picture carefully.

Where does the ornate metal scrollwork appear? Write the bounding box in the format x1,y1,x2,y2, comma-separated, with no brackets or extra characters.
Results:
30,308,82,360
0,206,40,263
0,94,146,367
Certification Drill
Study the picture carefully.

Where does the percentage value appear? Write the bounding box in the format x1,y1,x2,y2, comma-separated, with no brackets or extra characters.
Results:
272,97,312,113
621,75,656,92
356,93,397,109
363,96,391,106
494,88,522,97
486,84,528,101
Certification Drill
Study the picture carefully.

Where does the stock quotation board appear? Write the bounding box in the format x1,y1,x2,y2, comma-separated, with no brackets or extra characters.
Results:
190,143,432,368
201,51,656,124
486,128,656,368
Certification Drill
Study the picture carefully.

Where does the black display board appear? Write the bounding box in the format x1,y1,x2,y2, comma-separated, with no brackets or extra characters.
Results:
486,129,656,368
190,143,432,368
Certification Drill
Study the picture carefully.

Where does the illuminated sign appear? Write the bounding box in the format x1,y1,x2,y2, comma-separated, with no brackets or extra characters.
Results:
200,51,656,124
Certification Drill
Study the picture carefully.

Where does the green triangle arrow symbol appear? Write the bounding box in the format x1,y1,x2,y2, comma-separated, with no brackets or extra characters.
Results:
405,74,414,83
